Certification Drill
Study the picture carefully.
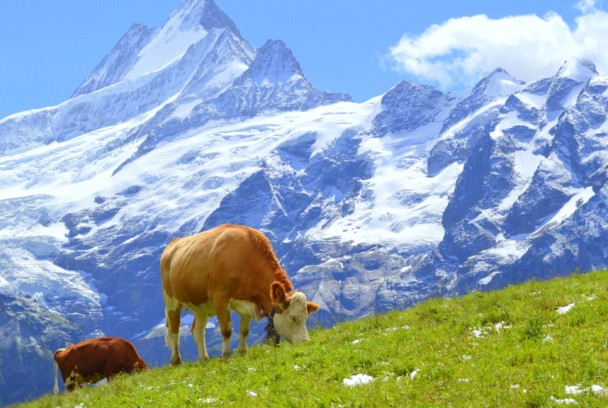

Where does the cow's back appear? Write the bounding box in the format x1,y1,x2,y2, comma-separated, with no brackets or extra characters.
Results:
55,338,109,380
161,224,292,314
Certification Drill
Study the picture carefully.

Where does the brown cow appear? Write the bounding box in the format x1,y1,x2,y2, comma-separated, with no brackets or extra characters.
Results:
53,337,147,393
161,224,319,363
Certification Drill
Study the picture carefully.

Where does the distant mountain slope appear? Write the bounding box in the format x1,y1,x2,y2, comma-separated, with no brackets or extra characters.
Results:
2,0,608,405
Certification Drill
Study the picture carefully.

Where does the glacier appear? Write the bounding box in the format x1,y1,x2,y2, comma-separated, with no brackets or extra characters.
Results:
2,0,608,405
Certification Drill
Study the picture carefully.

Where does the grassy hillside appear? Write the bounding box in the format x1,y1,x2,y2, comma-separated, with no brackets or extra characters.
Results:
19,271,608,407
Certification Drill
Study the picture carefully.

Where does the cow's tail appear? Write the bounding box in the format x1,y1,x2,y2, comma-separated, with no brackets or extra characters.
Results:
53,357,59,394
53,348,65,394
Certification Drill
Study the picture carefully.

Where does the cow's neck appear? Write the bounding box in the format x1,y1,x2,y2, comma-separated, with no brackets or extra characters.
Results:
264,308,280,346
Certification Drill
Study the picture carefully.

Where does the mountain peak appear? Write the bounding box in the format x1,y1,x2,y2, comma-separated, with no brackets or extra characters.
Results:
72,23,155,97
554,58,598,83
546,58,598,112
246,39,304,83
472,67,525,97
374,81,448,133
121,0,243,81
171,0,241,36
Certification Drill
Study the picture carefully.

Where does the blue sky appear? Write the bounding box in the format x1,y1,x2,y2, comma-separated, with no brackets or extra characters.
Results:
0,0,603,119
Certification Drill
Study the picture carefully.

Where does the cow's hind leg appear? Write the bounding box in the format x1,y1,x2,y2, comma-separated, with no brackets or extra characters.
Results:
214,299,233,358
65,370,81,392
165,298,183,365
192,313,209,362
238,316,252,354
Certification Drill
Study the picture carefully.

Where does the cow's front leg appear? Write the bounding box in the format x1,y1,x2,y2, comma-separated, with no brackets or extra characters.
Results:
192,313,209,362
214,300,232,358
238,316,252,354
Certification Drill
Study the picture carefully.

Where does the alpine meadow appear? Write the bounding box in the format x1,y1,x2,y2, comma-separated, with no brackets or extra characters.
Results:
18,271,608,407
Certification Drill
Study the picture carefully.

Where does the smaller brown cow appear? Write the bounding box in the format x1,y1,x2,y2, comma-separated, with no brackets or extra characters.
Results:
53,337,147,393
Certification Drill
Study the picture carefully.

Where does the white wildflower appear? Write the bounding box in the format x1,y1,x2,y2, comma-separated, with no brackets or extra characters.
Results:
382,373,395,382
470,322,509,337
495,321,512,330
198,397,218,404
386,325,411,331
247,391,258,397
550,396,578,405
410,369,419,380
471,328,487,338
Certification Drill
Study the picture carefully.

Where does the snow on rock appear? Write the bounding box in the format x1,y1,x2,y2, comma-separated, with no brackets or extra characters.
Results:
124,0,239,81
557,304,575,314
547,59,597,113
343,374,374,387
591,385,608,397
565,384,608,397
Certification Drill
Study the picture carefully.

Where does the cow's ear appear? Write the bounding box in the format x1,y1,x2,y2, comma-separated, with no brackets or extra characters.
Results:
307,301,319,314
270,281,289,309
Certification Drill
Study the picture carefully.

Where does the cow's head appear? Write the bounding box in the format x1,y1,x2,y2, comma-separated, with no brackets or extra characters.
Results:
270,281,319,345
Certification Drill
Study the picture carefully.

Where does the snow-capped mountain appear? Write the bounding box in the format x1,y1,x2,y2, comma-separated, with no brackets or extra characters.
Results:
1,0,608,405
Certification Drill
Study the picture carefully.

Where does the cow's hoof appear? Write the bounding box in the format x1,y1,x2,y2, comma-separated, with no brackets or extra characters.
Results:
221,352,231,359
171,358,182,366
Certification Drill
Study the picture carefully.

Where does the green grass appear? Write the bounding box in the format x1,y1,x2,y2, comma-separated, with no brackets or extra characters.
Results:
18,270,608,407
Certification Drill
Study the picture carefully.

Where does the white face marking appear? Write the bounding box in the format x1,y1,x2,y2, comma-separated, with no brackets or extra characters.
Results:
273,292,310,344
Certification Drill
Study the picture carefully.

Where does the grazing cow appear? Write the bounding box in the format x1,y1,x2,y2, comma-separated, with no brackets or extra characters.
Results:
53,337,147,393
160,224,319,364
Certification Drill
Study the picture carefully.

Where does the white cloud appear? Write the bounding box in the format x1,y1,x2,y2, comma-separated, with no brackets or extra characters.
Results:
576,0,598,13
388,5,608,89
